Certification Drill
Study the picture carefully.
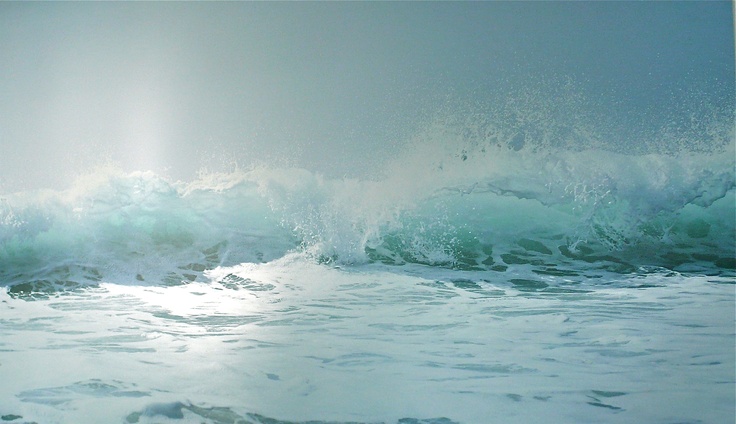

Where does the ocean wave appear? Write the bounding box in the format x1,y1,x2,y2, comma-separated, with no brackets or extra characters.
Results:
0,139,734,294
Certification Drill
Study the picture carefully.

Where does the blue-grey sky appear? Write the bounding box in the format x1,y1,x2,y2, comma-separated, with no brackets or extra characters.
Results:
1,1,733,191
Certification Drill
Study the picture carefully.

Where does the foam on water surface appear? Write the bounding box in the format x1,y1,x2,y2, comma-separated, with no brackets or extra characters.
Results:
1,255,733,423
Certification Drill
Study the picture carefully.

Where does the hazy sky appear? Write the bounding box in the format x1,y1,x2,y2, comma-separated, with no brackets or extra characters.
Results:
1,1,733,191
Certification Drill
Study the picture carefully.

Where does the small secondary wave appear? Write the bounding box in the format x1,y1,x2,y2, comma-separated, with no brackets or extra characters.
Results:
0,168,297,292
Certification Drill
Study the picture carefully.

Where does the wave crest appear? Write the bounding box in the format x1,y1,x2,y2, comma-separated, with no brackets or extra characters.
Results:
1,137,734,294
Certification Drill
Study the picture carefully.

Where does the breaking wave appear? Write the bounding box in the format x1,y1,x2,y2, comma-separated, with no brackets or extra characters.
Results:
1,126,733,295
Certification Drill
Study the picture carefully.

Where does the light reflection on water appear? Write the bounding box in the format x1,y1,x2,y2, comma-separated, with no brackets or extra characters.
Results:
1,259,734,423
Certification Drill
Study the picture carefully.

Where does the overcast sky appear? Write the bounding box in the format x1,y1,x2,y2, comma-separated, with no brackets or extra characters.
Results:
1,1,733,191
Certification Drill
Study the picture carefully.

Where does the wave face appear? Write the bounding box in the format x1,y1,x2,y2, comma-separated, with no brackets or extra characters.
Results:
1,128,734,294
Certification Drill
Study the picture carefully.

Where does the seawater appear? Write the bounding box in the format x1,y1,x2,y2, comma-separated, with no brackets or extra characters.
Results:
1,259,734,424
1,130,734,423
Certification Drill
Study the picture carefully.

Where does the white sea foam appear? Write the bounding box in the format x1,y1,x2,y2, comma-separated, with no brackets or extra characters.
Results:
1,257,733,423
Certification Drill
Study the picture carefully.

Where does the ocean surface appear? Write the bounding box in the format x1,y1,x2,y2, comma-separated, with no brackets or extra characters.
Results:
1,126,734,423
1,2,735,421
